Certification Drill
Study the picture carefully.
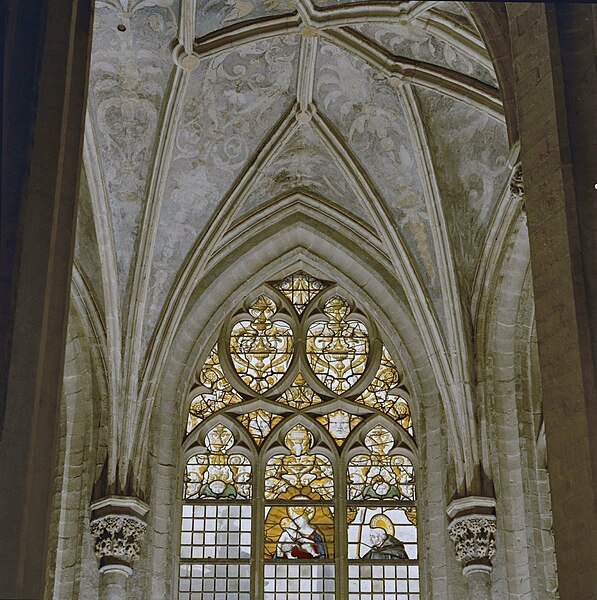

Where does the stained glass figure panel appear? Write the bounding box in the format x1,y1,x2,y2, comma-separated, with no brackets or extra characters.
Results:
230,295,294,393
264,563,335,600
187,347,245,432
179,562,251,600
272,271,329,315
316,409,362,445
184,425,252,500
236,409,284,445
306,296,369,394
347,506,418,560
180,504,252,560
347,426,415,501
277,373,322,409
265,425,333,500
264,505,335,559
181,272,419,600
348,564,419,600
355,347,412,432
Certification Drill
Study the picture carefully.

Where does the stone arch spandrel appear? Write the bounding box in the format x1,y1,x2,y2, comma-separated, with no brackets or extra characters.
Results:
136,191,478,491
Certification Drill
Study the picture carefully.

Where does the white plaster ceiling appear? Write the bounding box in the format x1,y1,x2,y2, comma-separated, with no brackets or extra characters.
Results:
78,0,517,490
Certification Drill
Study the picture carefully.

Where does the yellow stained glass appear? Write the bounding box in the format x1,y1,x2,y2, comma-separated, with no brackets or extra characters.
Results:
356,346,412,431
347,426,415,501
316,409,363,445
184,424,252,500
277,373,322,409
181,271,419,597
187,347,244,432
271,271,328,314
306,296,369,394
265,425,333,499
236,409,284,445
264,504,334,559
230,295,294,393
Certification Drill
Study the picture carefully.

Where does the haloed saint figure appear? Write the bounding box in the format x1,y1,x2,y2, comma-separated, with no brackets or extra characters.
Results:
362,515,408,560
180,274,419,598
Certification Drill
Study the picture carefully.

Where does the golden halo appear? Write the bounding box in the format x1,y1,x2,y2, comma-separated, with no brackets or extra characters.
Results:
369,514,395,537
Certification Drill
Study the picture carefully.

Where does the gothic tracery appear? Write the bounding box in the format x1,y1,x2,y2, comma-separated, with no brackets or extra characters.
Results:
181,272,419,599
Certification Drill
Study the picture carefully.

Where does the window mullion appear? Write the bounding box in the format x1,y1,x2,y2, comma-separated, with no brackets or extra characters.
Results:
336,453,348,600
253,459,265,600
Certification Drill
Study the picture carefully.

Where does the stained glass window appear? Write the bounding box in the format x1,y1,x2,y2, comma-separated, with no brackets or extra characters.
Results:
180,271,419,599
316,409,363,445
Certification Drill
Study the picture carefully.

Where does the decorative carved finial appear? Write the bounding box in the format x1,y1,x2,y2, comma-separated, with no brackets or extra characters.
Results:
447,496,496,575
510,164,524,199
90,496,149,575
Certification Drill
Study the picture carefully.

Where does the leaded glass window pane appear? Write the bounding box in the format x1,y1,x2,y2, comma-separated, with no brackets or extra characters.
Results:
179,271,419,599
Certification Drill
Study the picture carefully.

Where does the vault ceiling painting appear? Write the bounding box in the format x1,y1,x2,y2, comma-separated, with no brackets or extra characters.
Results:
80,0,515,487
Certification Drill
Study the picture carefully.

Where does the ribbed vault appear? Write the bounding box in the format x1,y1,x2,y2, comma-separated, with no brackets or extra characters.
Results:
78,0,519,496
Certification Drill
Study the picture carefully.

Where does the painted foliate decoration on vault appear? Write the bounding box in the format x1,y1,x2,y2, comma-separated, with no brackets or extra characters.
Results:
180,272,419,599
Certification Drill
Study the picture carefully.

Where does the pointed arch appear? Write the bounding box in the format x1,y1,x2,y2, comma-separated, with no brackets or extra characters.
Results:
172,267,423,599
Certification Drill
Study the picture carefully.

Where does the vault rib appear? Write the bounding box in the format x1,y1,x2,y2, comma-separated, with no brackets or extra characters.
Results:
134,104,301,476
120,65,191,481
323,27,503,121
179,0,197,55
194,18,502,119
71,260,108,381
83,116,122,486
398,82,480,483
297,32,319,113
471,153,525,331
302,0,431,26
310,107,472,490
415,10,492,70
194,14,301,59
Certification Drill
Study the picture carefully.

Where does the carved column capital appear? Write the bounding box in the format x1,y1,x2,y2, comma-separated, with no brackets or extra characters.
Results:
90,496,149,575
448,514,496,572
447,496,496,574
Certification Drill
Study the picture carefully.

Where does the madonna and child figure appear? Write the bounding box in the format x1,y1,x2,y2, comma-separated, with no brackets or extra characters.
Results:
275,507,327,559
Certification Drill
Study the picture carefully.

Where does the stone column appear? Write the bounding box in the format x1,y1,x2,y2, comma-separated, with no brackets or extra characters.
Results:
507,4,597,597
90,497,149,600
0,0,93,595
447,497,496,600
